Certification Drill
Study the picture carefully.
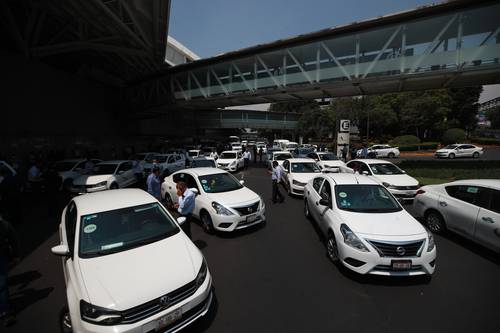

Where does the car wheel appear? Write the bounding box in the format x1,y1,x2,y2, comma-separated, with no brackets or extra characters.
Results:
388,152,395,158
304,199,312,220
110,182,119,190
59,305,72,333
200,211,215,234
473,152,479,158
425,210,446,234
327,231,339,262
448,153,455,159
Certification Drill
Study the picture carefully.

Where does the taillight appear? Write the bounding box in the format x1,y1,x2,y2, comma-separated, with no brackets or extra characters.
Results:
416,189,426,195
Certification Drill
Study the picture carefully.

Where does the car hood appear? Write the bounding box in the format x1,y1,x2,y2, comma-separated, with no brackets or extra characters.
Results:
217,158,237,164
73,175,111,186
207,186,260,207
291,173,320,184
373,174,418,186
319,161,345,168
337,210,426,237
78,233,200,310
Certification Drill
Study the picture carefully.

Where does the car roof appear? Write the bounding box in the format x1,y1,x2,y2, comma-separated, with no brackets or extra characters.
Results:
273,151,292,154
96,160,130,165
350,159,391,164
317,151,334,155
446,179,500,189
56,159,84,163
73,189,156,216
221,150,239,153
323,173,379,185
286,158,316,163
183,167,227,176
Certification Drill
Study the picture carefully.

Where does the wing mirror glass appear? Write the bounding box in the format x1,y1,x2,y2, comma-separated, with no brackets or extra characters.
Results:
319,198,330,206
51,244,70,257
191,188,199,195
362,171,369,175
239,180,245,185
177,217,186,225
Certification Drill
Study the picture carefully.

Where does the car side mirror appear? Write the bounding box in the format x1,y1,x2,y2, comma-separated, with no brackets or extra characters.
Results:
177,217,186,226
191,188,199,195
51,244,70,257
362,171,369,175
401,170,406,174
319,198,330,207
239,180,245,185
118,170,125,175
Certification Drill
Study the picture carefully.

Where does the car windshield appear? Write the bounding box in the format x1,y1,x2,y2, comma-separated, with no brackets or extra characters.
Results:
198,173,243,193
319,153,338,161
275,153,292,160
192,160,216,168
92,164,118,175
444,144,458,149
155,155,168,163
79,203,179,257
291,162,321,173
335,185,402,213
54,161,78,171
369,163,404,175
221,152,236,159
188,151,198,157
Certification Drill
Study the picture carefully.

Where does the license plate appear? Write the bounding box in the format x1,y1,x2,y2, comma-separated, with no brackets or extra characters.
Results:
246,214,257,223
157,308,182,330
391,260,412,271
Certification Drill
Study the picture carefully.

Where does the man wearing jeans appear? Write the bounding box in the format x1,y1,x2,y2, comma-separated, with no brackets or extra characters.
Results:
0,215,19,327
269,161,284,204
174,181,195,239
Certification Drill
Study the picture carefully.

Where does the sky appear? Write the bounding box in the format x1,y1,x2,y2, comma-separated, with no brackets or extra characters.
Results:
169,0,500,104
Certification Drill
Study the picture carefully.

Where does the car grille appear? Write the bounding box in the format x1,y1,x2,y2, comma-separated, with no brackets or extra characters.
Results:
218,163,228,167
393,185,419,190
120,279,198,324
373,264,423,272
366,239,425,257
233,201,260,216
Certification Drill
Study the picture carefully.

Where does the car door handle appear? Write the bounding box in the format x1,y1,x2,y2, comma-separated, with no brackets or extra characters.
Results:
315,201,319,206
482,216,495,223
439,201,447,207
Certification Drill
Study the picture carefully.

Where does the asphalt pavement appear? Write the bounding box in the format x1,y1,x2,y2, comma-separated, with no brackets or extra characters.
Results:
5,164,500,333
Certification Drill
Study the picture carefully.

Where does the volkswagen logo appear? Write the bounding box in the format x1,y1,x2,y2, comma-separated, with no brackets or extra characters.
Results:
159,295,170,307
396,246,406,256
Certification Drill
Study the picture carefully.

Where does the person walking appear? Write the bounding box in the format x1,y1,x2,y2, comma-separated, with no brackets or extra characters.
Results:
252,145,257,163
361,145,368,159
269,161,284,204
0,215,20,327
258,147,264,163
174,181,195,238
146,167,161,200
243,149,251,170
341,144,348,162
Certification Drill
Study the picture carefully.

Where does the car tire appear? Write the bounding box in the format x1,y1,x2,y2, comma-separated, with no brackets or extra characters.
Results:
59,305,72,333
326,231,339,263
388,152,395,158
200,211,215,234
448,153,455,159
473,152,479,158
425,210,446,234
304,199,312,220
110,182,119,190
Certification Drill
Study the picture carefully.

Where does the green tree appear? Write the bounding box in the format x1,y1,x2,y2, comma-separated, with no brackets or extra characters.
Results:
486,106,500,128
447,87,482,132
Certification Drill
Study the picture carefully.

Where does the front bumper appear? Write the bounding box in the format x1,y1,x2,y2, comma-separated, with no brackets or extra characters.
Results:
434,152,449,158
289,183,305,196
388,188,417,202
211,206,266,232
74,273,213,333
338,240,436,276
217,164,238,172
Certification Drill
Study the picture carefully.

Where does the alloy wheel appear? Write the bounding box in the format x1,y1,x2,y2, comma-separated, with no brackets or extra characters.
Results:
327,233,339,262
426,212,445,234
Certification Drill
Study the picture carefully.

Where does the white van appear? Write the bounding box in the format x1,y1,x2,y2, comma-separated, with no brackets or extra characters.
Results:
273,139,289,150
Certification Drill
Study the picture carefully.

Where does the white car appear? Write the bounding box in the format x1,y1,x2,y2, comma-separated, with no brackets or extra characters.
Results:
231,143,243,151
357,145,400,158
267,151,293,168
306,152,346,170
130,152,160,174
280,158,322,196
54,159,102,190
303,173,436,276
71,160,137,193
217,151,244,172
284,142,299,152
154,153,186,178
413,179,500,254
346,159,419,203
51,189,212,333
256,143,267,154
435,144,484,159
191,157,217,168
161,168,265,233
187,149,202,160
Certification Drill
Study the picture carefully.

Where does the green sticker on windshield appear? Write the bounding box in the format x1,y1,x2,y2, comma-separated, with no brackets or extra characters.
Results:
201,179,207,183
83,224,97,234
339,192,347,198
467,187,478,194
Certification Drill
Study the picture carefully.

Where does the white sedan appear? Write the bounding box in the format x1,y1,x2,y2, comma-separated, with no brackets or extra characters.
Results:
435,144,484,159
54,159,102,190
71,160,137,193
51,189,212,333
161,168,265,233
216,151,244,172
280,158,322,196
413,179,500,254
303,173,436,276
346,159,419,203
306,152,346,169
357,145,400,158
267,151,293,168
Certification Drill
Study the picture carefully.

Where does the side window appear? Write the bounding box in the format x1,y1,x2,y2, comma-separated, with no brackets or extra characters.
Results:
347,161,358,172
319,180,332,204
283,160,289,171
312,177,324,193
489,189,500,213
184,174,198,191
74,161,85,170
167,156,175,164
445,185,482,205
360,163,371,174
475,188,492,210
173,173,184,183
65,202,77,254
117,162,132,172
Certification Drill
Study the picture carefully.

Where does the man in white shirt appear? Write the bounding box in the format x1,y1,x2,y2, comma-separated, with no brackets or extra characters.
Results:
268,161,284,204
243,149,251,170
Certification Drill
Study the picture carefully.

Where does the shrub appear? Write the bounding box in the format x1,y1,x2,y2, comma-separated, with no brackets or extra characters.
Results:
442,128,466,145
390,135,420,145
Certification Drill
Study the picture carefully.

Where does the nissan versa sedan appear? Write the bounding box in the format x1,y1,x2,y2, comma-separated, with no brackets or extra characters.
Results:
71,160,137,194
51,189,213,333
413,179,500,254
280,158,322,196
161,168,265,233
303,173,436,276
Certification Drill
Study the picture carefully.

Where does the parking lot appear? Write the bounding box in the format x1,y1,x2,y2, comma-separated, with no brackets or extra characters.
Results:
4,163,500,333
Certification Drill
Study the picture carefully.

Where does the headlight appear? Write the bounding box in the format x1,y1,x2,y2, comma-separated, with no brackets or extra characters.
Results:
427,229,435,252
259,197,265,210
80,300,123,325
211,201,234,215
292,179,306,186
382,182,396,189
340,224,369,252
93,181,107,187
195,258,208,288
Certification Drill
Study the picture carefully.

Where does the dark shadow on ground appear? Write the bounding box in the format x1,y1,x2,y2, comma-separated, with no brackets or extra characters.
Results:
9,287,54,315
8,270,42,290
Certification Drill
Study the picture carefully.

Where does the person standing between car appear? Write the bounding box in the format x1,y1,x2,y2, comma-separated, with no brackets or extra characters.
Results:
0,215,20,327
174,181,194,239
146,167,161,200
243,149,251,170
341,144,348,162
133,157,144,189
27,161,43,192
361,145,368,159
253,145,257,163
259,146,264,163
269,161,284,204
83,157,94,175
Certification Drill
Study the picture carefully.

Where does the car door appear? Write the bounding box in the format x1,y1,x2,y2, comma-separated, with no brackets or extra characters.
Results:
307,177,325,222
115,162,133,187
474,188,500,253
63,202,79,290
317,179,333,234
281,160,290,186
174,155,184,171
439,185,482,237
